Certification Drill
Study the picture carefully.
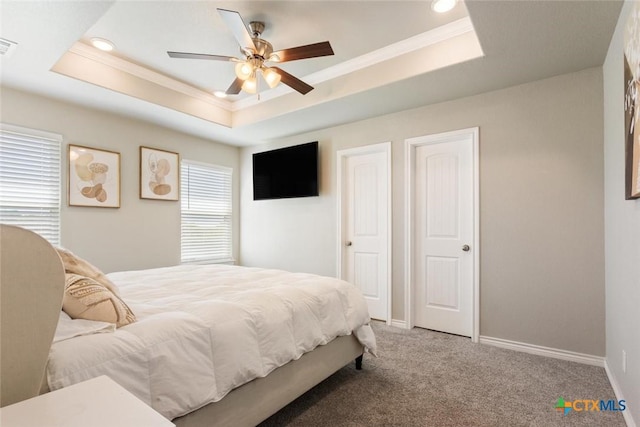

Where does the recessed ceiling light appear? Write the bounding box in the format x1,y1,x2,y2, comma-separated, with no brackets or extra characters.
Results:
90,37,115,52
432,0,457,13
214,91,228,98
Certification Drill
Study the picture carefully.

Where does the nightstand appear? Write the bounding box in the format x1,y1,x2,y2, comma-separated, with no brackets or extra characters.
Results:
0,375,175,427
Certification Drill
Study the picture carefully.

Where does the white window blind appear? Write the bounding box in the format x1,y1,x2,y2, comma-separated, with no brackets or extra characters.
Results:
181,160,233,263
0,124,61,245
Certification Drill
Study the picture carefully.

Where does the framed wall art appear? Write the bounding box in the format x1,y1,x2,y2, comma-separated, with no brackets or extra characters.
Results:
140,146,179,201
68,145,120,208
624,1,639,200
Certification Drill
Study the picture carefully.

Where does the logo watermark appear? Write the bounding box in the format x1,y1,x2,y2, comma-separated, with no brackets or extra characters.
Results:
555,397,626,415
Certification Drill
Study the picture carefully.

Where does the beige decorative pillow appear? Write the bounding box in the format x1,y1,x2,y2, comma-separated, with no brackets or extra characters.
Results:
56,247,120,296
63,274,136,328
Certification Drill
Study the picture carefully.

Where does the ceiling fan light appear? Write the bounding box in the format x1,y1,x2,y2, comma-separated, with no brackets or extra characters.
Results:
431,0,457,13
235,61,253,80
242,76,258,94
263,68,281,88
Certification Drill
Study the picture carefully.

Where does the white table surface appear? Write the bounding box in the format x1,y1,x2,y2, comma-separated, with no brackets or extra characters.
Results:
0,375,175,427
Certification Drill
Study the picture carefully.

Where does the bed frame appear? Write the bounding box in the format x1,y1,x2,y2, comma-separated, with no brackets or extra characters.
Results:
0,224,364,426
175,335,363,427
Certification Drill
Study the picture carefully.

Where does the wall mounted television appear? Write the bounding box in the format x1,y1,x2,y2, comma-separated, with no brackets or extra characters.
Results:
253,141,319,200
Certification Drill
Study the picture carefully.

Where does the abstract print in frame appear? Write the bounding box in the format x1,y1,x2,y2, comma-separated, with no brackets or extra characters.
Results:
68,145,121,208
624,1,640,199
140,146,179,201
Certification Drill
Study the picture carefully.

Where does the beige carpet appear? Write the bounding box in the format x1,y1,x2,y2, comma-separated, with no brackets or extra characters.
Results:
259,322,625,426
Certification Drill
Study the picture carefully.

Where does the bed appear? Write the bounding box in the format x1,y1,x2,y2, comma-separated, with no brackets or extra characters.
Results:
0,225,376,426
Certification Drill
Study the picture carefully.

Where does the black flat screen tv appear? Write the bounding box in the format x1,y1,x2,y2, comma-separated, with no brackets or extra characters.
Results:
253,141,319,200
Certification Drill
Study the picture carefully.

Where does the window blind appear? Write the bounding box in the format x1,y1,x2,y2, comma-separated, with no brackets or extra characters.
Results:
0,124,61,245
181,160,233,263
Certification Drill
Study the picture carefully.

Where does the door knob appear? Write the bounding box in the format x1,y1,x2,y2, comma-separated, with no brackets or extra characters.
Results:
462,244,470,252
346,241,353,247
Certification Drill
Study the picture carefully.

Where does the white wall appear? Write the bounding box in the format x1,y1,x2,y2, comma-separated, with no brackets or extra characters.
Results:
603,1,640,425
241,67,606,357
1,87,240,273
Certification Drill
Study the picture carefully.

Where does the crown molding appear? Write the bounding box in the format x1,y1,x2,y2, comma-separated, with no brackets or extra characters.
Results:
63,17,475,121
68,42,232,111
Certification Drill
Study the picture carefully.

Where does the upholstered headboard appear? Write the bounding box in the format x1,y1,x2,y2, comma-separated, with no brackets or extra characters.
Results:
0,224,65,407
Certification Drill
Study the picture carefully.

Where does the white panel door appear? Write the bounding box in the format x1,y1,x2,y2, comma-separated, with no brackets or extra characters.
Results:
342,149,389,321
414,138,473,336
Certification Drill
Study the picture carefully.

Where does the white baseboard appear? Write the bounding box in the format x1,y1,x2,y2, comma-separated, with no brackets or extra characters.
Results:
479,335,605,367
604,360,637,427
390,319,408,329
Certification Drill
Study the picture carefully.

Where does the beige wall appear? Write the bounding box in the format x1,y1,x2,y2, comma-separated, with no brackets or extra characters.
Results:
241,67,605,356
603,1,640,424
0,87,240,273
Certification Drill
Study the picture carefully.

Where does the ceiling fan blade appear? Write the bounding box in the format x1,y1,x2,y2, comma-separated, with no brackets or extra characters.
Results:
168,51,236,61
217,8,257,52
272,41,334,63
270,67,313,95
226,78,244,95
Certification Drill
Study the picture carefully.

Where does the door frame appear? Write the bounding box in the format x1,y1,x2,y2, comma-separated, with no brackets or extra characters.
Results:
336,142,392,325
404,128,480,342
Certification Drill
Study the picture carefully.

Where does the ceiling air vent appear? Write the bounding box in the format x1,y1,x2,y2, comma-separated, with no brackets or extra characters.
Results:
0,38,18,58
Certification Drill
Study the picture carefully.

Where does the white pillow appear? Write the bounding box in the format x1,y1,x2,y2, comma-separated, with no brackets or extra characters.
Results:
53,311,115,343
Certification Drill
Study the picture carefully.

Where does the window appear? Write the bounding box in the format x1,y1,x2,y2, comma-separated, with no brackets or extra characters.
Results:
181,160,233,263
0,124,61,245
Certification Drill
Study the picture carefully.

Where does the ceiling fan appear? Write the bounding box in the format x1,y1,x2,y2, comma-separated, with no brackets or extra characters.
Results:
167,8,334,96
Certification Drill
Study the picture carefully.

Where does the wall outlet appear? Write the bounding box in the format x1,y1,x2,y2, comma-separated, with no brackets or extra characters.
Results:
622,350,627,373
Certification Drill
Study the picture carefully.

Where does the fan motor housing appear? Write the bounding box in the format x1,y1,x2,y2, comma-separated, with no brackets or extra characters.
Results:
250,38,273,60
245,21,273,60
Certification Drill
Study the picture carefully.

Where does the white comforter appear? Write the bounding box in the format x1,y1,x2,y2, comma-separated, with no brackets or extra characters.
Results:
47,264,376,419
